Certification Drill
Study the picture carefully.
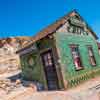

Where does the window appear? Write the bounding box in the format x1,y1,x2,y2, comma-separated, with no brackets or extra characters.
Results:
88,46,96,66
44,53,53,66
70,45,83,70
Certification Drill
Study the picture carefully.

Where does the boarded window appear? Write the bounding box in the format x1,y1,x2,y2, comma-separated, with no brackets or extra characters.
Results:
70,45,83,70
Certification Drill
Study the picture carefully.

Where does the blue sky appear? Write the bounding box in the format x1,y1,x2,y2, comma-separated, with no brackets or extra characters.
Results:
0,0,100,39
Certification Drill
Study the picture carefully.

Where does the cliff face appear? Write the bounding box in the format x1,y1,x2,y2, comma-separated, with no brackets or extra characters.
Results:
0,36,33,74
0,36,34,49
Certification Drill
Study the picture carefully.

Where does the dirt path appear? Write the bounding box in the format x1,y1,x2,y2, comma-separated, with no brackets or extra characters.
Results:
7,88,34,100
0,70,100,100
5,77,100,100
8,90,99,100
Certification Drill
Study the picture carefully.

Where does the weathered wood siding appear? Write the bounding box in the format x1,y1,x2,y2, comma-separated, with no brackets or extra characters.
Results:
55,32,100,88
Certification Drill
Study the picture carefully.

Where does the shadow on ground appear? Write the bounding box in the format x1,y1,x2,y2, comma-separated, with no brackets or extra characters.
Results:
7,72,45,91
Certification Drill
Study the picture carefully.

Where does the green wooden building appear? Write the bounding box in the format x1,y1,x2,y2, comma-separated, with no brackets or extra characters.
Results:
17,10,100,90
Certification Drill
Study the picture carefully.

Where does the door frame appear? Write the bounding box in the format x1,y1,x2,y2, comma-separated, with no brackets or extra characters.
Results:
40,48,60,90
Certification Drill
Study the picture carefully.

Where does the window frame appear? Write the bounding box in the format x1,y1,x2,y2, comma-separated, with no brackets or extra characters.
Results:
43,52,53,67
87,46,96,66
70,44,83,71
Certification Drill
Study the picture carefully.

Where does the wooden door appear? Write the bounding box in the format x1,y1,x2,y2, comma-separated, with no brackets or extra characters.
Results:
41,50,59,90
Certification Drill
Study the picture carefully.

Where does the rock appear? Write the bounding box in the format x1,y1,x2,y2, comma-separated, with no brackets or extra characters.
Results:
16,79,21,85
29,83,37,92
0,79,15,93
1,84,6,88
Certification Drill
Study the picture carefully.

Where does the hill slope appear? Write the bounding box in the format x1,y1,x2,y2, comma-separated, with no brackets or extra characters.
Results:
0,36,33,74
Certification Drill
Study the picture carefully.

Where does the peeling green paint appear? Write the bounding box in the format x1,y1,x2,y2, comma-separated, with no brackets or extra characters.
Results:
55,32,100,88
19,32,100,89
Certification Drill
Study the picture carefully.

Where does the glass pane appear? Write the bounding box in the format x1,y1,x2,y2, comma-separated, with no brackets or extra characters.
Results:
47,53,51,59
44,54,49,66
48,59,52,66
44,54,47,61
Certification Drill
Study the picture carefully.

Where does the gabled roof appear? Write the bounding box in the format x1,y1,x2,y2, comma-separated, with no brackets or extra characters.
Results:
16,10,98,53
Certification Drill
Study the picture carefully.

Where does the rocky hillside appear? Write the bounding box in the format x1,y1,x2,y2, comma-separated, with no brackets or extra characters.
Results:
0,36,33,74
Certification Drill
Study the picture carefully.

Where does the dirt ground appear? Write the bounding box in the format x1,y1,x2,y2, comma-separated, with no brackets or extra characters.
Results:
7,78,100,100
0,71,100,100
